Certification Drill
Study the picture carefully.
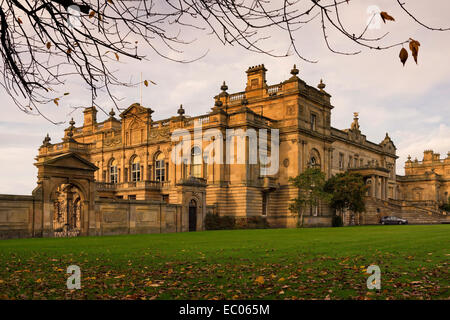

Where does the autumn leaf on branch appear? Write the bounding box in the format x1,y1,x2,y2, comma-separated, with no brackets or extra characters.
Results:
409,39,421,64
399,48,408,66
380,12,395,23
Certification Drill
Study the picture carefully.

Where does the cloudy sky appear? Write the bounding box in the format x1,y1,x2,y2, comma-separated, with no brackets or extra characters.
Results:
0,1,449,195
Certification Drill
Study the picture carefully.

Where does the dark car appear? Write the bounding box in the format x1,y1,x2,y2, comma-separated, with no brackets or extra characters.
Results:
380,216,408,225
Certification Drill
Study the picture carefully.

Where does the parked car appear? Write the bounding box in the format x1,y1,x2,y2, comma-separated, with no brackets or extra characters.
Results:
380,216,408,225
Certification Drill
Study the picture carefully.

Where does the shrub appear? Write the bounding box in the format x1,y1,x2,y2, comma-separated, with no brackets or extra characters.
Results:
205,214,270,230
332,215,343,227
204,213,235,230
235,216,270,229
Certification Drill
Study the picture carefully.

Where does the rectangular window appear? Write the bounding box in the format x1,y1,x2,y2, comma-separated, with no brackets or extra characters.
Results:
339,153,344,170
155,160,165,181
110,166,118,184
310,113,317,131
131,163,140,182
262,193,268,216
128,195,136,200
348,156,353,168
310,204,319,216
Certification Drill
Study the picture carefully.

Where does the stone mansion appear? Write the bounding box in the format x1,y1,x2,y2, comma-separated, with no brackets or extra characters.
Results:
0,64,449,238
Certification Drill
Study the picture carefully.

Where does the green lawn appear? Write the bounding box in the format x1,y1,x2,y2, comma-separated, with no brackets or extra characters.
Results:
0,225,449,300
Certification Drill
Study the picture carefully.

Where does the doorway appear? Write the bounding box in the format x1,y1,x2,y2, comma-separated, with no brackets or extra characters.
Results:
188,199,197,232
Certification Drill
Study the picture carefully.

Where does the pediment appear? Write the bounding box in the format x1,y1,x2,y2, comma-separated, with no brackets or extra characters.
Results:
42,153,98,171
120,103,153,118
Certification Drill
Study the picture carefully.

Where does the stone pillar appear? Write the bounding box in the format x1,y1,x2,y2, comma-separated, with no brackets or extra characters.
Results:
377,176,382,200
374,176,379,199
371,175,376,197
301,140,307,172
384,178,388,200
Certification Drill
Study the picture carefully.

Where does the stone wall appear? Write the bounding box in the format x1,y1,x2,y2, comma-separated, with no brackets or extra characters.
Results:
0,195,39,239
0,194,191,239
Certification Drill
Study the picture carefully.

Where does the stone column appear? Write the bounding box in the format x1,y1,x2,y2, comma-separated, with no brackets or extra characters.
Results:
384,177,388,200
378,176,382,199
371,175,376,197
374,176,379,199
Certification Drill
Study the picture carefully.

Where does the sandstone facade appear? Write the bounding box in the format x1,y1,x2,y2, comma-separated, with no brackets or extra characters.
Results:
1,64,448,239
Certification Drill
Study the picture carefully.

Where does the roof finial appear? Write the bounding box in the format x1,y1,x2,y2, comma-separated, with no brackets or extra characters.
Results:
42,133,51,146
109,108,116,118
318,79,326,91
177,104,185,116
290,64,299,77
220,81,228,92
350,112,360,131
67,118,75,139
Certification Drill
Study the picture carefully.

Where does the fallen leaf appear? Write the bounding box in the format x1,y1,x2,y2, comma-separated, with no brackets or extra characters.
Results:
255,276,265,285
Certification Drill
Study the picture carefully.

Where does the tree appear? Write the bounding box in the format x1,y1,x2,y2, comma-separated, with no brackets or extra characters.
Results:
289,168,331,227
1,1,449,121
324,172,368,221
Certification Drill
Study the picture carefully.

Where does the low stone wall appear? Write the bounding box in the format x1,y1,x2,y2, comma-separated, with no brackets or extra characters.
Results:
0,195,37,239
0,194,189,239
96,199,183,235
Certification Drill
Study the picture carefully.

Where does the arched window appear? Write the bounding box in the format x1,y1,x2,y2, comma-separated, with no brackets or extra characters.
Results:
191,146,202,178
308,149,321,169
131,156,141,182
109,159,118,184
154,152,166,182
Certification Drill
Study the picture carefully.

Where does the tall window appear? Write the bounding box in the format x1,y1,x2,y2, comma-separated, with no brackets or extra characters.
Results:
109,159,118,184
339,153,344,170
310,113,317,131
155,153,166,182
262,192,268,216
131,157,141,182
191,146,202,178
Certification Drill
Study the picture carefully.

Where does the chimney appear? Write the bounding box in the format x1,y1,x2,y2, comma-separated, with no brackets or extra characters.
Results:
245,64,267,91
83,106,97,127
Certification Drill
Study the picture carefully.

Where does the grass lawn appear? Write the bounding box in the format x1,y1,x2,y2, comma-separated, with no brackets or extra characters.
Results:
0,225,449,300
